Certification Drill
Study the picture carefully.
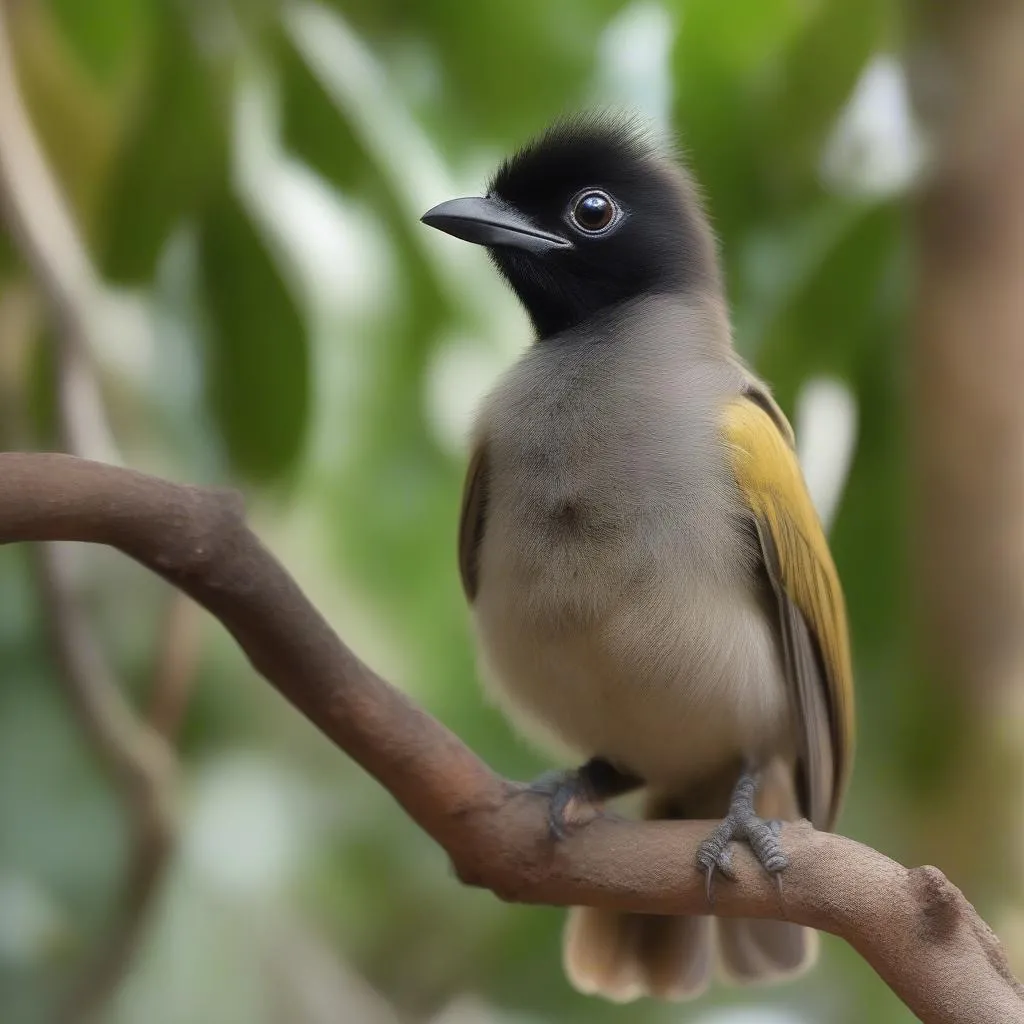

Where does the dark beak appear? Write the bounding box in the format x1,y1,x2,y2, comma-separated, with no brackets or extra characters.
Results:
421,196,571,253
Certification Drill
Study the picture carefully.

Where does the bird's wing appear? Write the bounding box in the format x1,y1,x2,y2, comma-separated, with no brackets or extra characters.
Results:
458,443,490,602
722,390,854,829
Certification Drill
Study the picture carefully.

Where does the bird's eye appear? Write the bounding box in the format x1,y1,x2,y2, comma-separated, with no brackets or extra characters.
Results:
569,190,617,234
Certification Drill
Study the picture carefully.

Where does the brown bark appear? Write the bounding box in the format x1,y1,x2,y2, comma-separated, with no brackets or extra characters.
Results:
0,451,1021,1023
909,0,1024,911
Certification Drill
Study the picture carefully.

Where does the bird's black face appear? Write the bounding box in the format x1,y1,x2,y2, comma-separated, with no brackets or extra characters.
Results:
422,117,720,339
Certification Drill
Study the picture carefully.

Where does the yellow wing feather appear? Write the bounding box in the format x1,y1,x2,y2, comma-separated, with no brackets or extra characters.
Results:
723,395,854,826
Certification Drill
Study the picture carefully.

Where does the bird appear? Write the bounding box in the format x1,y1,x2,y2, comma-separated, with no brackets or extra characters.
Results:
421,114,854,1002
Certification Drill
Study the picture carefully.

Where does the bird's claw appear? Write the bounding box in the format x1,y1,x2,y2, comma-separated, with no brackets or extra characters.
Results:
696,770,788,902
697,838,735,902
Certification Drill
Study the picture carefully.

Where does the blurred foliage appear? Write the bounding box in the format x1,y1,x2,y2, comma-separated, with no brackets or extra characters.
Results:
98,1,229,283
0,0,931,1022
198,190,309,482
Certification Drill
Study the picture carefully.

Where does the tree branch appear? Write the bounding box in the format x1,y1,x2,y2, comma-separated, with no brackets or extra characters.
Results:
0,452,1020,1023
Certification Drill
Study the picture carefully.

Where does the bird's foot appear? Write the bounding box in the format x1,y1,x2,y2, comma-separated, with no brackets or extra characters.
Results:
527,757,642,840
696,769,787,901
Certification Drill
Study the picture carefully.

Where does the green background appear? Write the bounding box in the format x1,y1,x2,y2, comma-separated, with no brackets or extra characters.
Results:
0,2,977,1022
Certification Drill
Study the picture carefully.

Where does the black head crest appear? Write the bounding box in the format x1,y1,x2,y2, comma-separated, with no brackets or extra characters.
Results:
489,114,666,203
424,113,722,339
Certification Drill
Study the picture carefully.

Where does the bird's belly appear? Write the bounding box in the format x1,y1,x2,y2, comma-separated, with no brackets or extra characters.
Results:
473,568,792,789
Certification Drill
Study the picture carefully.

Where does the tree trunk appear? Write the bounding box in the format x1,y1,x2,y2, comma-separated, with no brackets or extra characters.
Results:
908,0,1024,961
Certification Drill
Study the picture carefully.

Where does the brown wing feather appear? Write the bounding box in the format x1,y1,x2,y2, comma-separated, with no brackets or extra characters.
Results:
723,392,854,829
754,519,837,829
458,444,490,602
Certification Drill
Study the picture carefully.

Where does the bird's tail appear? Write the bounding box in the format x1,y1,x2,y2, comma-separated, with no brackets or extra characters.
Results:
562,765,816,1002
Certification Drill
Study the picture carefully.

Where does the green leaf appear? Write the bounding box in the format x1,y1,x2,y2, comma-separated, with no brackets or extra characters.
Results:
99,4,228,282
281,9,457,334
198,193,310,483
406,0,629,143
768,0,891,184
754,201,899,398
280,36,366,196
314,0,631,144
0,224,18,275
27,329,59,447
46,0,152,86
675,0,808,77
672,0,811,269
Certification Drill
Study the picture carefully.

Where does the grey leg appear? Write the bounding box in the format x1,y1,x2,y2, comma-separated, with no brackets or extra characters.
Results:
529,757,643,839
695,769,787,899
